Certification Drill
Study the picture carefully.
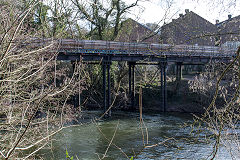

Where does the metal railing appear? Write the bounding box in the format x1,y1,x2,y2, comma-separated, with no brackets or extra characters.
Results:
58,39,236,58
23,38,236,58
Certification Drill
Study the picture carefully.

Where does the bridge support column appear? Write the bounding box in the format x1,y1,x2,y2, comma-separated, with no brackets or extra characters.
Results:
71,61,80,109
160,62,167,112
102,58,112,117
128,62,136,111
176,62,183,82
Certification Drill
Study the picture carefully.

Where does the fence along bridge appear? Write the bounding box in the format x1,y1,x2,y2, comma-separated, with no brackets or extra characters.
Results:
46,39,235,116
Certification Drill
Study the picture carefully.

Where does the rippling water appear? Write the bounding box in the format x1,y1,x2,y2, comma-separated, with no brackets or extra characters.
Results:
39,111,237,159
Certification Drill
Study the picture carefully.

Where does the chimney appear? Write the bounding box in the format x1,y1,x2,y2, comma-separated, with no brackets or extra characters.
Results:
179,14,183,17
216,20,219,24
228,14,232,20
185,9,189,14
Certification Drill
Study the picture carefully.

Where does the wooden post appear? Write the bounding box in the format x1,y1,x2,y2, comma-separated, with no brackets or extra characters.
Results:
107,63,111,117
164,63,167,112
161,65,164,112
102,63,107,115
131,62,135,110
129,62,132,100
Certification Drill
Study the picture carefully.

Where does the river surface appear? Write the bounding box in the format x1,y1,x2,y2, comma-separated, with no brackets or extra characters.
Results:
40,111,237,160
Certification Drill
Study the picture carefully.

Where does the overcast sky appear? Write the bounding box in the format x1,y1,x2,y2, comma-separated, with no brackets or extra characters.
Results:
125,0,240,25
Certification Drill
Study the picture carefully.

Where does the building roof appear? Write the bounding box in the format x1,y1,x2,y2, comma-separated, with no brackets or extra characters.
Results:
160,10,218,46
216,15,240,44
115,18,160,43
116,11,240,47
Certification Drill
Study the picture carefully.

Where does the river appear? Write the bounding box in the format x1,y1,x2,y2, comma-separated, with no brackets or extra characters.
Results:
39,111,237,160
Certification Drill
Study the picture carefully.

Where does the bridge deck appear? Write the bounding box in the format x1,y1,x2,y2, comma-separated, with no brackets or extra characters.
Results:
30,38,236,63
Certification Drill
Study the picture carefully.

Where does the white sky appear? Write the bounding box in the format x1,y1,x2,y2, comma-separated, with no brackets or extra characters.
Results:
125,0,240,25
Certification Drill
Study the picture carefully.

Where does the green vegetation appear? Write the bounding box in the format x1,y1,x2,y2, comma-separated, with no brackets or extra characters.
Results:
66,149,74,160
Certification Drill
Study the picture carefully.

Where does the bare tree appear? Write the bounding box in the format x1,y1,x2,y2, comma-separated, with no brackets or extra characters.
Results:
0,1,87,159
71,0,141,40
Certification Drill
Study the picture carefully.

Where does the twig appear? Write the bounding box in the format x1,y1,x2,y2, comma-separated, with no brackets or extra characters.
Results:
0,150,6,159
144,138,174,149
139,87,149,146
94,121,129,159
203,47,240,118
101,121,119,159
5,89,52,159
23,142,48,160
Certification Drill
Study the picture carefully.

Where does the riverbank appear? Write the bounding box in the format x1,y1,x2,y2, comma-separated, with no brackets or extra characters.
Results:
141,79,213,113
81,75,224,114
